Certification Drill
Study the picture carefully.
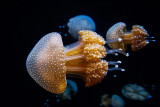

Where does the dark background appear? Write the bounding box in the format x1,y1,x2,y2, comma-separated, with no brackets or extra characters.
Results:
5,0,160,107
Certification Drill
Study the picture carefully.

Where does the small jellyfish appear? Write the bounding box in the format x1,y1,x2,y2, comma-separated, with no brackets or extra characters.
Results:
100,94,125,107
26,30,126,94
58,79,78,100
106,22,155,52
111,95,125,107
100,94,112,107
121,84,152,101
67,15,96,39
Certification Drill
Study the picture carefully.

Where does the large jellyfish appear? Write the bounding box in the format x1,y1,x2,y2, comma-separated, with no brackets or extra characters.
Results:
106,22,155,53
26,30,126,94
67,15,96,39
100,94,125,107
121,84,152,101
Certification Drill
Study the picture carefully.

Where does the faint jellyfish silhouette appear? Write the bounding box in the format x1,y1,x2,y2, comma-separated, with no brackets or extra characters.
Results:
100,94,112,107
121,84,152,101
106,22,155,53
67,15,96,39
100,94,125,107
26,30,127,94
57,79,78,100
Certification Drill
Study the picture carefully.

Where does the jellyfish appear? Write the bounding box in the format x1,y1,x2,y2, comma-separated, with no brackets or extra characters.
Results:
57,79,78,100
100,94,125,107
67,15,96,39
106,22,155,52
26,30,125,94
100,94,112,107
111,95,125,107
121,84,152,101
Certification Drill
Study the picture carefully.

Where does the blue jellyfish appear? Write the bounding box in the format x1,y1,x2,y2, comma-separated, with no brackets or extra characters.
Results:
67,15,96,39
111,94,125,107
58,79,78,100
121,84,152,101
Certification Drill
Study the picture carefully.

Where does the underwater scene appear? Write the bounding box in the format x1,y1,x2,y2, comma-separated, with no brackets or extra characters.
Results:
10,0,160,107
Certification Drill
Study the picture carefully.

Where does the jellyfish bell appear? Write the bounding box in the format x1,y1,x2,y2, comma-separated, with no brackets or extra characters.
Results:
106,22,155,52
67,15,96,39
121,84,152,101
106,22,127,51
26,32,67,94
111,94,125,107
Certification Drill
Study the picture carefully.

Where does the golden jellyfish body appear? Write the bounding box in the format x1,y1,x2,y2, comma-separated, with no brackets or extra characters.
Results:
26,30,108,94
106,22,149,51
